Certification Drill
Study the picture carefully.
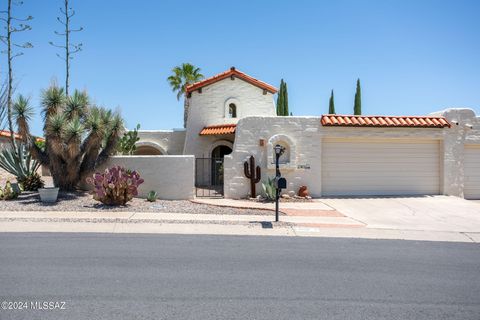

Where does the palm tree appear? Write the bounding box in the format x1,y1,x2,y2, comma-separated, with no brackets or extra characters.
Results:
14,85,124,191
167,63,204,128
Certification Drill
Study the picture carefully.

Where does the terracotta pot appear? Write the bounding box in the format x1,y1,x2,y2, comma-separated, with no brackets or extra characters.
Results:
298,186,309,197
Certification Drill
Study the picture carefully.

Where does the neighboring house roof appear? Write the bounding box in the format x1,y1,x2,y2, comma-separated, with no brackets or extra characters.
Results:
0,130,45,142
199,124,237,136
321,115,451,128
186,67,278,94
0,130,21,140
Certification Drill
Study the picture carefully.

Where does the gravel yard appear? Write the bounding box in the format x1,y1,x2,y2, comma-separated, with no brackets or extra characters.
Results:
0,167,15,186
0,191,277,215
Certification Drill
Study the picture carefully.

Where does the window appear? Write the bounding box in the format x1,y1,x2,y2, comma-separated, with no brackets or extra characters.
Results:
228,103,237,118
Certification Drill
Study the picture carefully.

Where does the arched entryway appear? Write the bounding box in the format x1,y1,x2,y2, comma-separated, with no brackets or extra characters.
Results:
210,145,232,187
134,146,164,155
195,142,233,197
211,145,232,158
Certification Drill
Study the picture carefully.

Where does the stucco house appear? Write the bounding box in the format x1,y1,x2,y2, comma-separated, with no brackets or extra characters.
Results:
134,67,480,200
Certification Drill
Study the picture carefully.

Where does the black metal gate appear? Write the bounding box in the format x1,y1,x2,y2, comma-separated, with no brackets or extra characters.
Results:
195,157,224,197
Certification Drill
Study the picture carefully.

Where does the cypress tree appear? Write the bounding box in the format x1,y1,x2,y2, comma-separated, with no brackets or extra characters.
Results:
354,78,362,115
276,79,284,116
328,90,335,114
283,81,289,116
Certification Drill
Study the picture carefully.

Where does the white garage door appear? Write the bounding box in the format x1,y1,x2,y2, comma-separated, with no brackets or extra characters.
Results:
322,138,440,196
464,145,480,199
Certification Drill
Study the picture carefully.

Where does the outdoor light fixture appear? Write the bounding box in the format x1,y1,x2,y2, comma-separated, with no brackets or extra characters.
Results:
274,144,287,222
274,144,284,157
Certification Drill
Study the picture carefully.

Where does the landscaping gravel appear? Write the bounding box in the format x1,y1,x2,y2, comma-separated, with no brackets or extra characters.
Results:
0,191,275,215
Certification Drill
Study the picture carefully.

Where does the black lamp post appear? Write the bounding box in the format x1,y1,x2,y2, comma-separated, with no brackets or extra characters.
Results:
274,144,285,222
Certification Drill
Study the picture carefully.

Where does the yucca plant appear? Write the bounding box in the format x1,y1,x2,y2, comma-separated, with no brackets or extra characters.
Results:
0,143,43,191
13,86,124,191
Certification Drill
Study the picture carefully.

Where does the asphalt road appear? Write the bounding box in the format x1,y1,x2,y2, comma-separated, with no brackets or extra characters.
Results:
0,233,479,320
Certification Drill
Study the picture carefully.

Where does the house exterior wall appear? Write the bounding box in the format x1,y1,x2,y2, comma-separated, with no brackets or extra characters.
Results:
183,77,276,157
224,109,480,199
135,129,186,155
95,155,194,200
430,108,480,197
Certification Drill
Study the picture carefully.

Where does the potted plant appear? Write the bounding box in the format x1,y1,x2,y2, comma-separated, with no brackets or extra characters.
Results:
38,186,59,203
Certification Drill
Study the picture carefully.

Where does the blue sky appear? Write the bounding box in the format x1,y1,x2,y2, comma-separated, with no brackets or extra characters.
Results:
3,0,480,136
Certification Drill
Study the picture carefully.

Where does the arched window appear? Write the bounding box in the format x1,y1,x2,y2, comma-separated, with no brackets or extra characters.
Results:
275,141,290,164
228,103,237,118
267,134,297,170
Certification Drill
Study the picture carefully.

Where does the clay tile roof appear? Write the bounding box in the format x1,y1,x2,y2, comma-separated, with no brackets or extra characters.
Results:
199,124,237,136
0,130,45,142
320,115,451,128
186,67,277,94
0,130,21,140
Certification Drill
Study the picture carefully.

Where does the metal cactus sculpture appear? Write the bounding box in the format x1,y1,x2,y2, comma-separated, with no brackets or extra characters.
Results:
244,155,261,198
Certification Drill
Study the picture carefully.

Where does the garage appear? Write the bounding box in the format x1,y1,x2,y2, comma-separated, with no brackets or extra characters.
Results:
464,145,480,199
322,138,441,196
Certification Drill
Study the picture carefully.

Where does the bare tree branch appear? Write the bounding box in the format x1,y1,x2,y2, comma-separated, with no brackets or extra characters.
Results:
56,16,66,25
52,0,84,96
49,41,67,48
56,52,66,61
11,15,32,21
2,0,33,149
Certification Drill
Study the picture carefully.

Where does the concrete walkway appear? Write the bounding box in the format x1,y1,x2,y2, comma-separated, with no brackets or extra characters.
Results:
0,207,479,243
192,198,335,211
0,210,361,227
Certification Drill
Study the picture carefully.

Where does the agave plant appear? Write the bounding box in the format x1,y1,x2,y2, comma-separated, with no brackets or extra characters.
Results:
13,87,124,191
0,143,44,191
86,166,144,206
262,177,276,201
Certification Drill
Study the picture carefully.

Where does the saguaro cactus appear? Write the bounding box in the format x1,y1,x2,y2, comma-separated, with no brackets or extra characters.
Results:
244,155,261,198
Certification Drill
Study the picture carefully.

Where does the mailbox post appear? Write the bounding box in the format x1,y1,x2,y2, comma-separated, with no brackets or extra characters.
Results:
274,144,286,222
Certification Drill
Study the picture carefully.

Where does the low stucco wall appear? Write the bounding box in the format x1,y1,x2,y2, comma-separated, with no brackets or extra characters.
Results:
95,155,194,200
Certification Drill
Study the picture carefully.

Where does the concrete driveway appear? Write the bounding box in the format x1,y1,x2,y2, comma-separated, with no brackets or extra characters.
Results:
321,196,480,234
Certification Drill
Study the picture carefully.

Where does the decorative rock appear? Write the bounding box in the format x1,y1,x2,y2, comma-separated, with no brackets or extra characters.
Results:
288,190,295,197
305,195,312,200
281,194,291,199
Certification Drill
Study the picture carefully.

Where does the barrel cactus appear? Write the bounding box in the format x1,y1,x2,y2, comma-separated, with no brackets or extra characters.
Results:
86,166,144,206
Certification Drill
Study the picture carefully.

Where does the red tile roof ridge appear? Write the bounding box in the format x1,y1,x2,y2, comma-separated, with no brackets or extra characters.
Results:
321,114,448,119
186,67,277,94
320,114,450,128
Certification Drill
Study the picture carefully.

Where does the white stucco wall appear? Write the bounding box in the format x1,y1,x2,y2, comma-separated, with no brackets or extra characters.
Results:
184,77,276,157
95,155,194,200
224,109,480,199
135,129,186,155
430,108,480,197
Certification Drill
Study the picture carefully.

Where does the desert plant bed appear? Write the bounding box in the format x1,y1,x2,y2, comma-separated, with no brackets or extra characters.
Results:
1,191,271,215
